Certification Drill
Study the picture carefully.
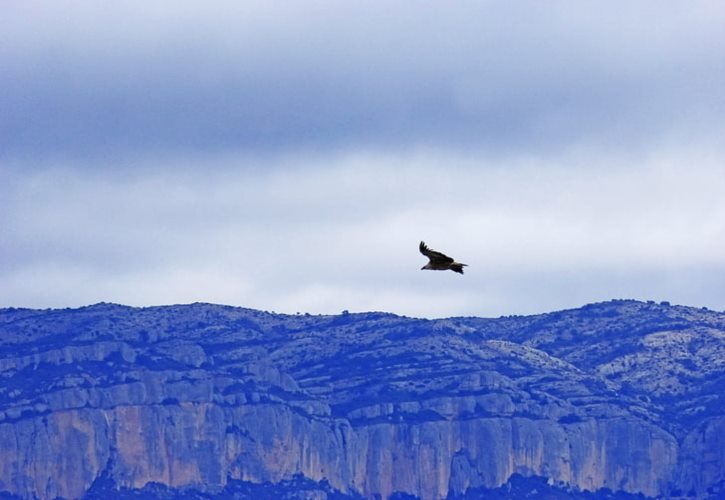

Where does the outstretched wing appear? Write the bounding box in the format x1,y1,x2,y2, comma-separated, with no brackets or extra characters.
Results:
419,241,454,264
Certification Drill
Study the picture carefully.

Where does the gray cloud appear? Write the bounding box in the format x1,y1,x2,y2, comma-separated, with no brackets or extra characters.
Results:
2,2,724,316
2,2,725,164
2,150,723,317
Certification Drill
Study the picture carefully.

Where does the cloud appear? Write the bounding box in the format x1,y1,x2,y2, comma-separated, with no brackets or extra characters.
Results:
2,2,725,163
2,149,723,317
2,2,724,316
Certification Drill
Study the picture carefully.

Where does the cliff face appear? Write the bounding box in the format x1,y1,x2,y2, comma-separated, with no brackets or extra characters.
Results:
0,300,723,499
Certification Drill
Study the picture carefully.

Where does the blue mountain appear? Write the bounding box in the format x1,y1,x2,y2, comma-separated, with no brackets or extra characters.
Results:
0,300,723,499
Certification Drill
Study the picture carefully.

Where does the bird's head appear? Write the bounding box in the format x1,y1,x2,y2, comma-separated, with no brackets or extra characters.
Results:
421,263,432,270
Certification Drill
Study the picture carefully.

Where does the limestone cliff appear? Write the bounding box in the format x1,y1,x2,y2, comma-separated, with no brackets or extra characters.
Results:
0,300,722,499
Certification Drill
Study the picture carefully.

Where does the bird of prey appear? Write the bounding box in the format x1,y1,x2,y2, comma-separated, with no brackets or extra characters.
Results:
419,241,467,274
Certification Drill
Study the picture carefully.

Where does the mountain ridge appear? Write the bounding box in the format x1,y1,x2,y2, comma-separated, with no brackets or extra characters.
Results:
0,299,723,499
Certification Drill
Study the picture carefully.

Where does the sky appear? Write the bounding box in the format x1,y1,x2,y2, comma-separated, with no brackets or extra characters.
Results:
2,1,725,318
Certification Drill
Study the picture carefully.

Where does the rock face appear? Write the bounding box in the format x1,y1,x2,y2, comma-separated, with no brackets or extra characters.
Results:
0,300,723,499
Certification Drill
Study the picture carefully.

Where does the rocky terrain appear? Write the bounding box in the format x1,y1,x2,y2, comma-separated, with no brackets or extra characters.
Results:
0,300,723,499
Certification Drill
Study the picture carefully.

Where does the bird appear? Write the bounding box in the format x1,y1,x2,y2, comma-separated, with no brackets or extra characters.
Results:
419,241,467,274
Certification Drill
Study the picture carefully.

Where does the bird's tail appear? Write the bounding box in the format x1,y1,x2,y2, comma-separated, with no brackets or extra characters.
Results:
451,263,467,274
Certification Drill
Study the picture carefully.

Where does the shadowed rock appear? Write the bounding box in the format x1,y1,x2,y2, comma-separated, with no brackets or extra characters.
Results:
0,300,723,499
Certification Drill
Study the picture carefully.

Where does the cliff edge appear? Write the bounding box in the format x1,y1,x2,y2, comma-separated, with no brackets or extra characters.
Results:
0,300,723,499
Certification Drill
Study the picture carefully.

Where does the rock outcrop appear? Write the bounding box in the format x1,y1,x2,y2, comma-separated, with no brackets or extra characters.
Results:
0,300,723,499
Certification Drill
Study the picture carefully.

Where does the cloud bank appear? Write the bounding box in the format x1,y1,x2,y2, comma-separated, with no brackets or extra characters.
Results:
3,2,724,161
1,2,724,317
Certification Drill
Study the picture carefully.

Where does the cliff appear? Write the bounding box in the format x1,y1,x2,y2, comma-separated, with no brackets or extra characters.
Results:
0,300,723,499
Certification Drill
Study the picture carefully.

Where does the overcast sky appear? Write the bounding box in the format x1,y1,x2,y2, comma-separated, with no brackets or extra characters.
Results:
2,1,724,318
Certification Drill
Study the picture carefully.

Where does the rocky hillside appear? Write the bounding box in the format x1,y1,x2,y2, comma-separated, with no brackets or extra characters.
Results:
0,300,723,499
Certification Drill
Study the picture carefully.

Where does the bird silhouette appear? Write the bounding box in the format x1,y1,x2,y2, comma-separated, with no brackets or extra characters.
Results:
419,241,467,274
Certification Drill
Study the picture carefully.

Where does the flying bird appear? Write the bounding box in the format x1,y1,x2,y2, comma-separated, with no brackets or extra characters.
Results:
419,241,467,274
